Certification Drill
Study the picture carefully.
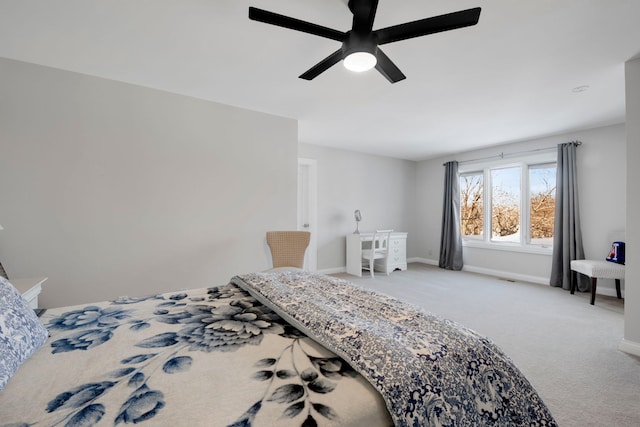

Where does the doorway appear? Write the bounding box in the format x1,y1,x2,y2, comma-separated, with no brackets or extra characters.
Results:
298,158,317,271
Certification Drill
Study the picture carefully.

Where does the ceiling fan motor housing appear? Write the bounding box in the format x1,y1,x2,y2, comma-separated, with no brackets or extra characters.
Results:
342,31,378,59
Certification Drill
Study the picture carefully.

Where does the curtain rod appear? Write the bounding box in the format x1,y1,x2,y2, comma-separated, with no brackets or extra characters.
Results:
443,140,581,166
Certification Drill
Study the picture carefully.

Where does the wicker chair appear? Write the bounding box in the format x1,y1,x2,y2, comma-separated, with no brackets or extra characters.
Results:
266,231,311,269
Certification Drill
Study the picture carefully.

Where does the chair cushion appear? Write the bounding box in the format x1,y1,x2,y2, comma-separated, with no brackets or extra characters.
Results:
570,260,625,279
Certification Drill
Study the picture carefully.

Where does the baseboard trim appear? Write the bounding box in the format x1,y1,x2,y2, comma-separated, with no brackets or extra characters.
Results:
461,265,549,285
408,257,437,265
619,339,640,357
408,259,551,285
320,260,622,297
317,267,346,275
409,260,623,297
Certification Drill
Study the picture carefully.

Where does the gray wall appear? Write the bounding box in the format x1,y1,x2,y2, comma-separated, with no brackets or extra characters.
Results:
623,56,640,353
298,143,417,272
0,58,298,308
415,124,627,294
299,124,627,294
1,55,636,355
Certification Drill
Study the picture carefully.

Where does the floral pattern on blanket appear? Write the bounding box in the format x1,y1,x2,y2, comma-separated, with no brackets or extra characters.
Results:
232,271,558,427
3,284,379,427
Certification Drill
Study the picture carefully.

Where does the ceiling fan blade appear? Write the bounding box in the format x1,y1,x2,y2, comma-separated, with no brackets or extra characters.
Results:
249,7,345,42
375,7,481,45
299,49,344,80
375,48,406,83
349,0,379,33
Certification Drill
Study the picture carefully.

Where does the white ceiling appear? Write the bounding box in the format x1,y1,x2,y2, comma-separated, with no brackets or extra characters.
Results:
1,0,639,161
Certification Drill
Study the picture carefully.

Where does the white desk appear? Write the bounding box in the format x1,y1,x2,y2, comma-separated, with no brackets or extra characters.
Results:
346,232,407,277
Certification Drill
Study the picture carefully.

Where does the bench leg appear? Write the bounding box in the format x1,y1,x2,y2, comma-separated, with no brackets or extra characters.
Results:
616,279,622,299
590,277,597,305
570,271,576,294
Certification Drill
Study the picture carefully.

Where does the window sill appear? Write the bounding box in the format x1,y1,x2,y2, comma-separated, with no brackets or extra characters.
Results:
462,239,553,255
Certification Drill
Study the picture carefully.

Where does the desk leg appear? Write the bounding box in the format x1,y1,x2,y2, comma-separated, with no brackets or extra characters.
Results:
346,236,363,277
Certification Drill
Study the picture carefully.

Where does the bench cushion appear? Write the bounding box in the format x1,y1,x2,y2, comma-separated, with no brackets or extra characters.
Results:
570,260,625,279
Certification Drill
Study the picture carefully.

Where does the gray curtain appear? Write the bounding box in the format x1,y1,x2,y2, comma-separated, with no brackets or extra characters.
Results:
550,142,589,291
439,161,463,270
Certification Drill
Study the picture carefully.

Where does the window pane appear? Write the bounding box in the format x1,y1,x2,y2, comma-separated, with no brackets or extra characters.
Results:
491,167,520,243
529,165,556,246
460,173,483,239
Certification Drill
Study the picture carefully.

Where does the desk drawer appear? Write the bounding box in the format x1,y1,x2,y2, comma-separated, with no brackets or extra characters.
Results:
389,245,406,258
389,238,405,248
385,237,407,271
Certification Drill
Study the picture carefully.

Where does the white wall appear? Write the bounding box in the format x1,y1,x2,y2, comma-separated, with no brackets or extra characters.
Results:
298,143,417,271
622,56,640,355
0,55,634,347
415,124,627,293
0,58,298,308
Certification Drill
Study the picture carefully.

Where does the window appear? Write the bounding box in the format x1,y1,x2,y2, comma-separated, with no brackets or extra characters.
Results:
491,166,521,243
460,173,483,240
460,156,556,251
529,164,556,246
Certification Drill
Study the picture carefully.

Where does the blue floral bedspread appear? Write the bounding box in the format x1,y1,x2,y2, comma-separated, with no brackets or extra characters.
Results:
0,278,392,427
231,271,558,427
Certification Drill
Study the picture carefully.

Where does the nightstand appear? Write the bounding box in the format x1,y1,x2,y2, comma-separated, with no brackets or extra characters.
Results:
11,277,48,310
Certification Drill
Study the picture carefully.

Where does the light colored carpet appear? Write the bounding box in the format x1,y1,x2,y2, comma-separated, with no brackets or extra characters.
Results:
332,263,640,427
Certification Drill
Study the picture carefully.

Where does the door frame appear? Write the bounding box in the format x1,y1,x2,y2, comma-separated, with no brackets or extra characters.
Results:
298,158,317,271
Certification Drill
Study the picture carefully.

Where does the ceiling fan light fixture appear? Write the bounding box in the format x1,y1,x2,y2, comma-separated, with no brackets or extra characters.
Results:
248,4,481,83
343,51,377,72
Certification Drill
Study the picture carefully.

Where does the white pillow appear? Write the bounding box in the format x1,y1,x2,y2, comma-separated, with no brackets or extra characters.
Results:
0,276,49,390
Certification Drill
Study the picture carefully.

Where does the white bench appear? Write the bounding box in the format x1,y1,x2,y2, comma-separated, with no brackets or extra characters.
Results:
570,260,625,305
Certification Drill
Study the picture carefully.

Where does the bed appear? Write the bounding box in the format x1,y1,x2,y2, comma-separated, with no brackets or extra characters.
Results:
0,271,557,426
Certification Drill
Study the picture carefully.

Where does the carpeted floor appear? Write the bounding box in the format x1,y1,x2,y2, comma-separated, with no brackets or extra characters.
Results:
332,263,640,427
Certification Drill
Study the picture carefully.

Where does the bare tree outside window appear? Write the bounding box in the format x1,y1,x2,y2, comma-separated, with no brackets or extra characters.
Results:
460,173,483,239
491,167,520,243
460,161,556,248
529,165,556,245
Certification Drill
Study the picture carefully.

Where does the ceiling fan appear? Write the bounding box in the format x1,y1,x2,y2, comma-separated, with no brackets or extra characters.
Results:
248,0,481,83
